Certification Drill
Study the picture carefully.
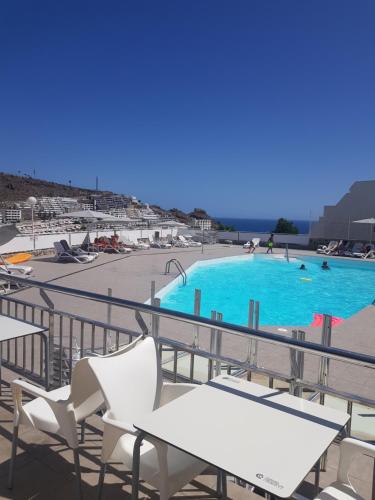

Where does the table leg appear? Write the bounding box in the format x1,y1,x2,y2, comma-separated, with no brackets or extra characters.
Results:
132,432,144,500
216,469,222,497
314,458,321,496
0,342,2,397
221,470,227,498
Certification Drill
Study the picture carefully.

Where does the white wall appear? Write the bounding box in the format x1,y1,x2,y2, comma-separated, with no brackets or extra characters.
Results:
311,181,375,240
216,231,310,246
0,226,179,254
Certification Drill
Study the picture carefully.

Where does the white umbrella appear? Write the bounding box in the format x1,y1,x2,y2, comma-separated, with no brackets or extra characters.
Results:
353,218,375,244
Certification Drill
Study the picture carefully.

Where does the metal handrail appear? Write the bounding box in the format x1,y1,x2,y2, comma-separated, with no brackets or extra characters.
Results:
164,259,187,285
2,273,375,369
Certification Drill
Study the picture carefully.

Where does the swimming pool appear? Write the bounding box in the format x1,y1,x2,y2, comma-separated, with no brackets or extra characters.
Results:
158,255,375,326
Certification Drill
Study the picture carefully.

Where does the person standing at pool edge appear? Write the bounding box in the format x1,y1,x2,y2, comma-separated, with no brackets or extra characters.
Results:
266,233,274,254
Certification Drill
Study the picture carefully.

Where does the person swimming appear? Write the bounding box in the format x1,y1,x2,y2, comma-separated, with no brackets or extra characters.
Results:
321,261,330,270
299,264,306,270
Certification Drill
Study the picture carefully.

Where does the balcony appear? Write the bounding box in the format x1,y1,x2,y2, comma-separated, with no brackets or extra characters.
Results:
0,255,375,499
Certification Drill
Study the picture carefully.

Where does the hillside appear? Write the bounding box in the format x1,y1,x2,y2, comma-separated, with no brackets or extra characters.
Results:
0,172,111,205
0,172,216,225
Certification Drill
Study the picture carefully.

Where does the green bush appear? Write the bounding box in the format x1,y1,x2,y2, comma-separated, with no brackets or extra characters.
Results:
273,218,299,234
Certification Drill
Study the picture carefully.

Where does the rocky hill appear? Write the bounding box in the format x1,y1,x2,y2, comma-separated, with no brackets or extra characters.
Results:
0,172,111,205
0,171,216,225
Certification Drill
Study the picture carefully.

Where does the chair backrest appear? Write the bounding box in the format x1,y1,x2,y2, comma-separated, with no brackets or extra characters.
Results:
337,438,375,484
252,238,260,247
60,240,71,251
54,241,64,255
70,357,105,421
70,336,144,421
351,242,363,252
88,337,162,422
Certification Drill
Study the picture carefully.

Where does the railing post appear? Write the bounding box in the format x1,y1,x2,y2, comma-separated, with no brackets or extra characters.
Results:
215,312,223,376
193,289,201,348
39,289,55,389
151,280,157,337
153,298,160,338
208,311,217,380
319,315,332,401
291,330,305,397
290,330,298,395
105,288,112,352
246,300,255,381
318,314,332,472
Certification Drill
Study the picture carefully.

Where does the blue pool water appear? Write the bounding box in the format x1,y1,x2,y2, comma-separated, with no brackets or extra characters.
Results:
160,255,375,326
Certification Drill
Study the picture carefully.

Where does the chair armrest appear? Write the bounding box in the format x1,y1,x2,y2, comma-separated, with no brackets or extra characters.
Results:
11,379,66,403
160,383,198,407
102,412,137,435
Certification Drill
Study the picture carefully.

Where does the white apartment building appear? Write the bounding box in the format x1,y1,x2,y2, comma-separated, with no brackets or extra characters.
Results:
311,180,375,241
4,209,22,222
192,218,212,230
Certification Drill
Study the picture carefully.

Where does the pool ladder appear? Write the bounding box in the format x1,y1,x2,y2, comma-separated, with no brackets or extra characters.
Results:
165,259,187,285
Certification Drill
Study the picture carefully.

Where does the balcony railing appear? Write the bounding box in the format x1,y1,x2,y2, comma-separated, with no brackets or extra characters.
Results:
1,273,375,497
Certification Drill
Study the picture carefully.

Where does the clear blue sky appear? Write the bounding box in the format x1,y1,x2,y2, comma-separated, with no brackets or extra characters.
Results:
1,1,374,220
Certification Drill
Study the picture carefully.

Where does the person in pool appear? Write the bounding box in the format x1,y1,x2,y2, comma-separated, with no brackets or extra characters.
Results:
266,233,274,254
322,261,330,270
299,264,306,270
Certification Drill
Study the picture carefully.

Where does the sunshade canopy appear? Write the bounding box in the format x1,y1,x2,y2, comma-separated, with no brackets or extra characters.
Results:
58,210,121,220
353,218,375,224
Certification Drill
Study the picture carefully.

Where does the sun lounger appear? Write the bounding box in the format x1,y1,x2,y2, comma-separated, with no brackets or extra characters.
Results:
60,239,99,259
344,242,367,258
178,235,202,247
0,256,33,275
316,241,338,254
361,244,375,259
325,240,343,255
54,242,95,263
137,239,150,249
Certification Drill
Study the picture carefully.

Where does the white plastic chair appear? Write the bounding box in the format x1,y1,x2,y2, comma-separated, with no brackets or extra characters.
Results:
88,337,207,500
9,336,144,499
315,438,375,499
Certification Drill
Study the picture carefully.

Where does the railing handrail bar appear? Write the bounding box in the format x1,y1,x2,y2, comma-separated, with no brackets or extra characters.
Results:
1,295,139,336
2,274,375,369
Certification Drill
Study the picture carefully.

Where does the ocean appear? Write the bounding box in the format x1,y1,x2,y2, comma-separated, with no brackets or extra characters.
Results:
214,218,311,234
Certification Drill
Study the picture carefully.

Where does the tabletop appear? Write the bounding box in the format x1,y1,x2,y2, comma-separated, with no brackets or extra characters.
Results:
0,315,47,342
134,374,349,498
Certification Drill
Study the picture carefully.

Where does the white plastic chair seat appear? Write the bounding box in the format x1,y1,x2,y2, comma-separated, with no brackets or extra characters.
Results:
315,481,363,499
112,433,206,493
19,385,71,434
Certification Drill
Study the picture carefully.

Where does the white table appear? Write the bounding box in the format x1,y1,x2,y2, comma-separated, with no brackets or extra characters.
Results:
0,315,48,393
133,375,350,498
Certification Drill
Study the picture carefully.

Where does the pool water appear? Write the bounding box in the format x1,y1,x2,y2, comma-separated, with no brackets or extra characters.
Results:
160,255,375,326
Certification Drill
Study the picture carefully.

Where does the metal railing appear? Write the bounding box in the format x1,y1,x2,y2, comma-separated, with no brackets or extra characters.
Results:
1,274,375,497
0,274,374,397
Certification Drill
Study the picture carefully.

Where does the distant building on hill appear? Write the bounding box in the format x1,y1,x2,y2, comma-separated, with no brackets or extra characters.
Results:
192,218,212,230
311,180,375,241
3,208,22,222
